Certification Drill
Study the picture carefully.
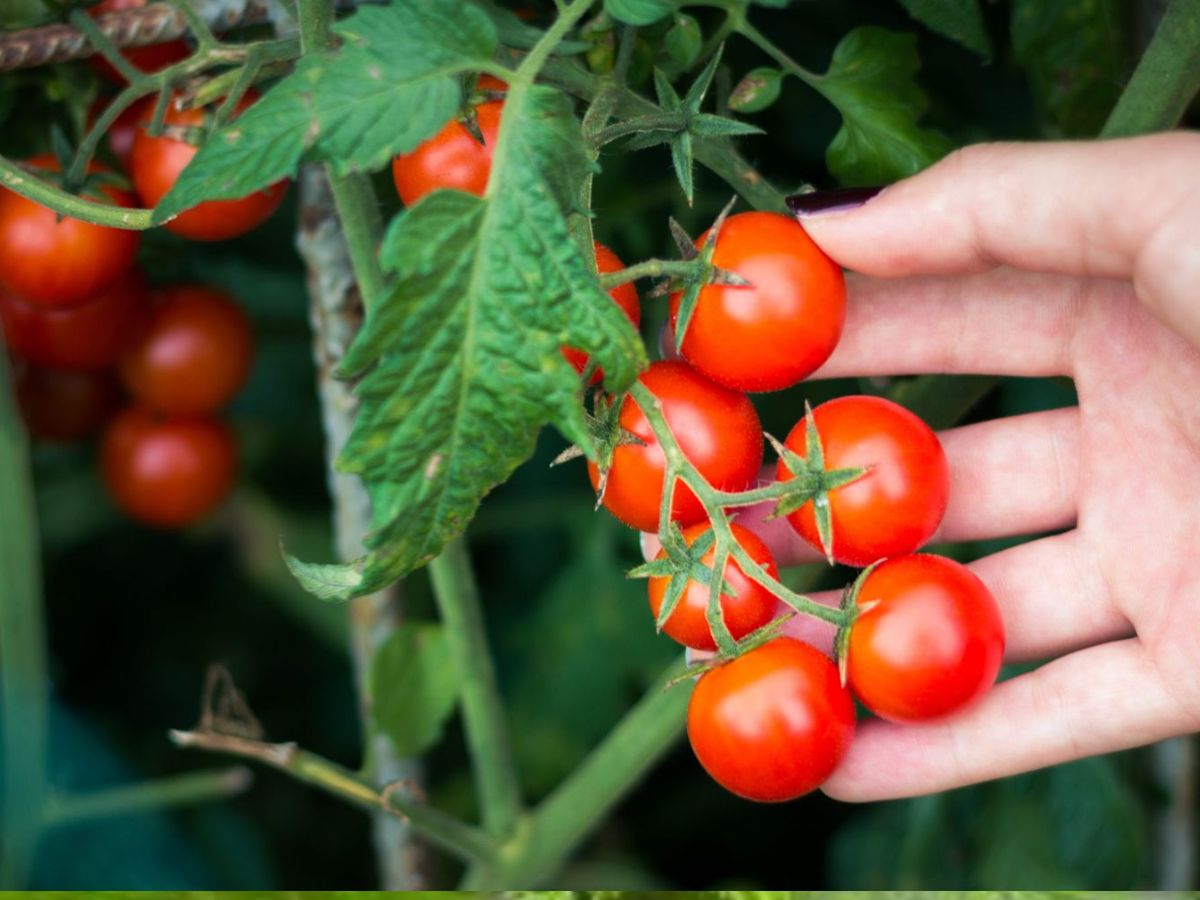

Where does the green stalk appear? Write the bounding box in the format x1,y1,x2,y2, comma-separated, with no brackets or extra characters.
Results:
0,348,48,888
1102,0,1200,137
0,156,153,229
42,767,252,826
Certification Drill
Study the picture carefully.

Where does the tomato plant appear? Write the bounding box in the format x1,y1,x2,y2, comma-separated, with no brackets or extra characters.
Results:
118,284,253,415
87,96,151,171
391,100,502,206
87,0,190,82
845,554,1005,722
587,360,763,533
671,211,845,392
687,637,856,802
562,242,640,381
777,395,949,566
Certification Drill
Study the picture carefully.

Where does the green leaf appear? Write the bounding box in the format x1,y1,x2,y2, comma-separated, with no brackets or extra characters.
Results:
153,0,497,222
335,86,646,594
897,0,991,57
604,0,677,26
369,622,459,757
729,67,785,113
283,554,363,600
816,27,954,186
663,13,702,69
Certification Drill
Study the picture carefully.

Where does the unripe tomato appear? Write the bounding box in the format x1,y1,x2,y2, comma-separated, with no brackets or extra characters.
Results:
846,554,1005,722
87,0,190,83
647,522,779,650
13,363,120,443
0,156,140,307
687,637,856,802
777,394,949,566
1,269,147,371
391,100,502,206
587,360,763,533
562,242,640,382
101,406,237,527
131,91,288,241
118,284,253,414
670,211,845,392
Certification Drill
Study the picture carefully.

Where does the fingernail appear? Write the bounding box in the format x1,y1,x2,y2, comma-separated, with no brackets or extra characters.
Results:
787,185,883,218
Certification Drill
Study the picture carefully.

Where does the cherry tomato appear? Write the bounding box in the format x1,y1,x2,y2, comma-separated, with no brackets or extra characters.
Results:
563,242,640,382
87,0,190,83
1,269,147,371
13,362,120,443
391,100,502,206
0,156,140,307
687,637,856,802
587,360,763,533
847,554,1005,722
101,405,237,527
118,284,253,414
777,395,949,567
670,211,845,392
647,522,779,651
475,74,508,93
131,91,288,241
87,96,152,171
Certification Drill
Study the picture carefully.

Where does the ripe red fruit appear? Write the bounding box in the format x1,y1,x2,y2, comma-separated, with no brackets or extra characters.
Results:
13,363,121,443
391,100,502,206
562,242,640,382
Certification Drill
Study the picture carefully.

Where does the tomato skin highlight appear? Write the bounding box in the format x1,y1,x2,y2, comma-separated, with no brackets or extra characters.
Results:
119,284,253,415
687,637,856,802
847,554,1005,722
14,363,121,443
648,522,779,650
670,211,845,392
587,360,763,533
391,101,502,206
562,242,640,382
101,406,237,527
131,92,288,241
777,394,949,566
0,157,140,308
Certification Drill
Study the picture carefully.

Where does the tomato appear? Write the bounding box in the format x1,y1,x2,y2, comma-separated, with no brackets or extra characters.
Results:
101,406,237,527
669,211,845,392
131,91,288,241
88,96,151,171
119,284,253,414
475,74,508,93
647,522,779,651
687,637,855,802
777,395,948,566
587,360,762,533
1,269,147,371
0,156,140,307
391,100,502,206
87,0,190,83
563,242,640,382
13,363,120,442
846,554,1005,722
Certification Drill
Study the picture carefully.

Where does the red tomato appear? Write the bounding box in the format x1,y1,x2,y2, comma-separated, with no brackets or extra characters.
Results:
87,0,190,83
131,91,288,241
101,406,237,527
647,522,779,651
847,554,1005,722
777,395,949,566
670,211,845,392
391,100,502,206
0,156,140,307
118,284,253,414
563,242,640,382
88,96,151,171
587,360,763,533
687,637,856,802
475,74,508,93
13,363,120,443
1,269,147,371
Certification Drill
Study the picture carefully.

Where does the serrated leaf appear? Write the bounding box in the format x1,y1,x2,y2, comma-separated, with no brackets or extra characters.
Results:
336,86,646,593
154,0,497,222
816,27,954,186
283,554,363,601
604,0,677,26
729,67,785,113
369,622,459,757
897,0,991,57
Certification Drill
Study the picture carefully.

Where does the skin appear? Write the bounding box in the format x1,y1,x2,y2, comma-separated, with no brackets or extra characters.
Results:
649,134,1200,801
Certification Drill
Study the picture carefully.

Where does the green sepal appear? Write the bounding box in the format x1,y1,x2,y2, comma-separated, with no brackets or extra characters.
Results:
672,196,737,354
834,559,884,685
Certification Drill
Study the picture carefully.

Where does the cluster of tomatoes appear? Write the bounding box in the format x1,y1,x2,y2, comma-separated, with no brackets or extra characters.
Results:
0,12,287,526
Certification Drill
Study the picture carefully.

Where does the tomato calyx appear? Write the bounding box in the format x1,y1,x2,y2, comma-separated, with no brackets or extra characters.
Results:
832,558,884,685
666,607,796,688
629,522,739,634
551,391,644,506
766,403,868,564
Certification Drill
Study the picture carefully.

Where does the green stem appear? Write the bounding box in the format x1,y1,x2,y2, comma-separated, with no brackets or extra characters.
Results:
297,0,335,51
327,175,388,309
594,111,686,145
598,258,698,288
515,0,596,84
42,767,251,826
428,539,525,838
734,18,822,89
1102,0,1200,137
0,348,48,889
164,0,218,49
68,7,142,84
0,156,153,229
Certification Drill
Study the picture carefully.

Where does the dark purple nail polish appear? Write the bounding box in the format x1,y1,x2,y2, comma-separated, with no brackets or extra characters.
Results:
787,185,883,217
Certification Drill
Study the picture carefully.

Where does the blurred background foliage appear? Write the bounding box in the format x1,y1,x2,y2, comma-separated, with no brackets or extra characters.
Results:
1,0,1195,890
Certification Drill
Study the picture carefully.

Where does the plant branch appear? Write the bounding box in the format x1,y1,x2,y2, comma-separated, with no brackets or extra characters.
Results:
598,258,699,288
734,18,822,89
42,767,253,826
0,157,153,229
515,0,596,84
